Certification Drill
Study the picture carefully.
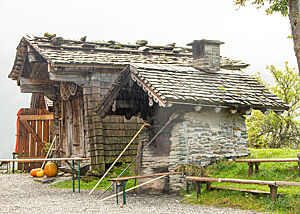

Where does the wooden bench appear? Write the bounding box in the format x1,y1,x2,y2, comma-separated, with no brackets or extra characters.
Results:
235,158,300,177
185,176,300,201
107,171,184,205
0,157,89,193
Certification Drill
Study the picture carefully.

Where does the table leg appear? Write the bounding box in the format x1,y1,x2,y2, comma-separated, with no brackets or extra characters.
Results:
116,183,119,205
248,162,254,177
72,160,75,193
186,181,189,193
123,182,126,205
12,154,16,174
78,160,80,193
195,181,201,199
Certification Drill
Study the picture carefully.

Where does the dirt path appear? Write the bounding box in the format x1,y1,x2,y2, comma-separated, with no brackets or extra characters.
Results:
0,174,262,214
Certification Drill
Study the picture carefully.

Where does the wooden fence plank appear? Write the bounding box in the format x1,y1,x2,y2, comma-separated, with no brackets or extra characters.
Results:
19,114,54,121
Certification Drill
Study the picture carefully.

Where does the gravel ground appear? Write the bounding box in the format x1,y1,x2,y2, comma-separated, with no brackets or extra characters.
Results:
0,174,264,214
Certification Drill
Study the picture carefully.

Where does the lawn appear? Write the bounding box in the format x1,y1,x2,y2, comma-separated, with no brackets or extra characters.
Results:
183,148,300,214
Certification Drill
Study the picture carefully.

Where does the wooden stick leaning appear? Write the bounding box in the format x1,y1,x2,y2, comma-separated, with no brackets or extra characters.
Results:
41,135,57,169
99,174,168,202
94,113,179,201
89,123,150,195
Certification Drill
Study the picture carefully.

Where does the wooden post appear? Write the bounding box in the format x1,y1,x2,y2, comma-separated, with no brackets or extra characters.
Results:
195,181,201,199
206,181,212,192
298,161,300,177
269,185,278,201
254,162,260,174
248,162,254,177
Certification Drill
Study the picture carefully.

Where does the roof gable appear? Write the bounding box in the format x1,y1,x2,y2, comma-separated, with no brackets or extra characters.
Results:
9,35,249,80
96,64,288,117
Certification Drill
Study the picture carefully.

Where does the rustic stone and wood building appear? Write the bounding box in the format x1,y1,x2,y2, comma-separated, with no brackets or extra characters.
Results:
9,36,287,182
96,40,288,191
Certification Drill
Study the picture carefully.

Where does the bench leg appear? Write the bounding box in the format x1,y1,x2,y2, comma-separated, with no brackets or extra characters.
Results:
78,161,80,193
72,160,75,193
254,162,260,174
116,183,119,205
195,181,201,199
122,182,126,205
186,182,189,193
206,181,212,192
269,185,278,201
298,162,300,177
248,163,254,177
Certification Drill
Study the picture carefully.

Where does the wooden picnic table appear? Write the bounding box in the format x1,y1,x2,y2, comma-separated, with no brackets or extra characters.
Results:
0,157,89,193
235,158,300,177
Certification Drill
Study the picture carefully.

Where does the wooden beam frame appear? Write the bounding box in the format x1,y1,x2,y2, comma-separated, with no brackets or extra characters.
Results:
19,114,54,121
19,120,45,149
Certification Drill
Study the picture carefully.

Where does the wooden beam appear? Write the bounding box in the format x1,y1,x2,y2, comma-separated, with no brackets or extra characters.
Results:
19,77,52,85
236,158,299,162
19,120,45,149
19,114,54,121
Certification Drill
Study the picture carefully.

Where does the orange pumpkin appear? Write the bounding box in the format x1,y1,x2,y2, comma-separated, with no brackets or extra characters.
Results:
36,169,44,177
44,162,58,177
30,168,42,177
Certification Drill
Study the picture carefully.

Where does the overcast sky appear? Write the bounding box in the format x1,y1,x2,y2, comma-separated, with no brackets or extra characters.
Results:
0,0,297,158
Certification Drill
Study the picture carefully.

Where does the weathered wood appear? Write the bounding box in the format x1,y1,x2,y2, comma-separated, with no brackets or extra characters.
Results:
29,120,37,168
210,186,271,195
195,181,201,199
0,158,89,163
269,185,278,201
17,113,24,170
19,120,45,149
275,181,300,186
185,176,276,186
236,158,300,162
107,171,184,182
237,158,299,177
19,114,54,121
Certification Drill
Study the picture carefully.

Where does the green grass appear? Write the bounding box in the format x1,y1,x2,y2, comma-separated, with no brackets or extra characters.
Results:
182,148,300,214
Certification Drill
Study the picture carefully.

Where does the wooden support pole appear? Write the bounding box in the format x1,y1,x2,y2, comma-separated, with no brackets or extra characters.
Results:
206,181,212,192
254,162,260,174
248,162,253,177
89,123,150,195
195,181,201,199
298,161,300,177
269,185,278,201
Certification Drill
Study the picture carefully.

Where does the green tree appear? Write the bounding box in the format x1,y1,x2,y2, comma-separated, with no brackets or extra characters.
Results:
246,62,300,148
234,0,300,73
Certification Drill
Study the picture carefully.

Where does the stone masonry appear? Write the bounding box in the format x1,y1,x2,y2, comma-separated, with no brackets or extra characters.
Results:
168,108,249,191
140,106,249,193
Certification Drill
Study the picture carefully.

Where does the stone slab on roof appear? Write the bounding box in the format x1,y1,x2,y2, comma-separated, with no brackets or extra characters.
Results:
128,63,287,110
9,35,249,80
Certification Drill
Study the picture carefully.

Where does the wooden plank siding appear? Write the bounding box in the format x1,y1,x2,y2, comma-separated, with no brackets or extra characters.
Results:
17,108,53,171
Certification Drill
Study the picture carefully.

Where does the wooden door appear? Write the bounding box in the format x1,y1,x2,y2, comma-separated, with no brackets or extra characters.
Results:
17,108,53,171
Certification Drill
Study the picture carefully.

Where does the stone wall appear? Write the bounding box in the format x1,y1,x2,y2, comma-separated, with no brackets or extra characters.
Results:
140,106,249,192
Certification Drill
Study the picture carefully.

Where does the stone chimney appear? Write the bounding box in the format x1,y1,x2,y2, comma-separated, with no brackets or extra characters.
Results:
187,39,224,72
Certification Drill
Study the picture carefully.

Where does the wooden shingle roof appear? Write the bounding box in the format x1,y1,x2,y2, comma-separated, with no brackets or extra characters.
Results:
98,63,288,114
9,35,249,80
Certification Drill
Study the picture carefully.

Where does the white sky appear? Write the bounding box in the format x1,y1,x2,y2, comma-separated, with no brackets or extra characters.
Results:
0,0,297,158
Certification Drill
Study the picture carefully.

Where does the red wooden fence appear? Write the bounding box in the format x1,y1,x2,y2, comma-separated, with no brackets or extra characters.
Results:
17,108,53,171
